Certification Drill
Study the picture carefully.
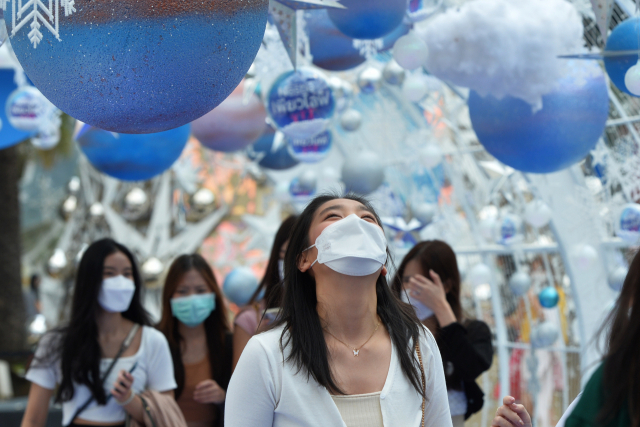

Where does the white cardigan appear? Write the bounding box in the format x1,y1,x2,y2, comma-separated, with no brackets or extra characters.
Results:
225,325,452,427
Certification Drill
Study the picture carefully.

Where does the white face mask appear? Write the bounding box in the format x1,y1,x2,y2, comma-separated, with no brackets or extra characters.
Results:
278,259,285,282
305,214,387,276
401,290,434,321
98,275,136,313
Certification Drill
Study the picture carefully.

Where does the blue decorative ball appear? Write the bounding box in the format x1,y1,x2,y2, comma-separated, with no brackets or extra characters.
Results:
617,203,640,242
538,286,560,309
223,267,259,306
468,61,609,173
267,69,335,139
328,0,407,40
287,130,332,163
0,70,35,149
76,124,190,181
5,0,268,134
604,18,640,96
247,126,299,170
306,9,409,71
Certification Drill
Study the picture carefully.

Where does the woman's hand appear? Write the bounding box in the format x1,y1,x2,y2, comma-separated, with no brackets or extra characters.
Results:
194,379,226,404
111,370,135,404
408,270,456,327
492,396,532,427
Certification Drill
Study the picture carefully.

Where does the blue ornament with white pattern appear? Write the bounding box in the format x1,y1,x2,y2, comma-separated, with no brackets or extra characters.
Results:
0,70,35,149
287,130,332,163
617,203,640,242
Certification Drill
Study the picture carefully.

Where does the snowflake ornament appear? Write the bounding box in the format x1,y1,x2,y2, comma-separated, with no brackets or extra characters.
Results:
3,0,78,48
352,38,384,59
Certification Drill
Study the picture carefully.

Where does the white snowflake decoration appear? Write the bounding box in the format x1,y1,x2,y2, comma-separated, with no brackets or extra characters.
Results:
3,0,77,48
352,38,384,59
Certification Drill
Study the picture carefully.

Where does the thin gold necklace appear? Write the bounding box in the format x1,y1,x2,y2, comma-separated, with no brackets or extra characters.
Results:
324,319,380,357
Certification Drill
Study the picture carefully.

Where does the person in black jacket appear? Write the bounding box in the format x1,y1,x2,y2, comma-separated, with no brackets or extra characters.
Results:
392,240,493,427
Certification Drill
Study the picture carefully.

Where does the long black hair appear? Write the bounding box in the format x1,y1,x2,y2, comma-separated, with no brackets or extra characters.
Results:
598,249,640,426
272,193,425,396
37,239,152,404
157,254,231,399
249,215,298,309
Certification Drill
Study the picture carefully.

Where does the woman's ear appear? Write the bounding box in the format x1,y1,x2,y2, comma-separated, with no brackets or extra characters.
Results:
381,266,388,276
298,248,316,273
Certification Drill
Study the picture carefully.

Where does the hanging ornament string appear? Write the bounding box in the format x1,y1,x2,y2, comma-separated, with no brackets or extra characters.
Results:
324,319,381,357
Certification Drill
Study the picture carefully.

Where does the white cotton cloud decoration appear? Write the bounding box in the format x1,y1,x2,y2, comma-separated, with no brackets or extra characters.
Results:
419,0,584,110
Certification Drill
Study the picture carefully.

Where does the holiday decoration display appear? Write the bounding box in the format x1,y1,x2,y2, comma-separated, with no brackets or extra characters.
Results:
340,109,362,132
530,321,559,348
191,80,266,152
604,17,640,96
538,286,560,308
357,67,383,94
287,130,333,163
327,0,407,40
393,33,429,70
616,203,640,243
468,61,609,173
5,85,47,131
76,124,190,181
4,0,269,133
509,271,532,297
341,151,385,194
248,126,300,170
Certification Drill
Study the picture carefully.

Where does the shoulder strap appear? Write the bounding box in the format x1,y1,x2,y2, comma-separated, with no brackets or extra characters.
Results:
65,324,141,426
416,339,426,427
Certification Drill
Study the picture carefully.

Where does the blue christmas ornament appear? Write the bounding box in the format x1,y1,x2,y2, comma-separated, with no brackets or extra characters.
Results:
468,61,609,173
287,130,332,163
289,178,316,198
267,69,335,139
223,267,259,306
616,203,640,242
306,9,409,72
247,126,300,170
4,0,268,134
328,0,407,40
538,286,560,309
76,124,190,181
0,69,35,149
604,18,640,96
496,214,523,245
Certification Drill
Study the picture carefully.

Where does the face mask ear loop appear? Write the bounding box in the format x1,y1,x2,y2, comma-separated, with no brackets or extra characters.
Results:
302,244,319,270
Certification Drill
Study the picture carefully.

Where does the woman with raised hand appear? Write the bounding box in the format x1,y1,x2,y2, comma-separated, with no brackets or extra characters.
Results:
21,238,176,427
232,215,297,370
392,240,493,427
225,194,452,427
493,248,640,427
158,254,233,427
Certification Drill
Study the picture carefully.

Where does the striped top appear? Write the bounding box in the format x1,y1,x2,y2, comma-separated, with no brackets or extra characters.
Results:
331,392,384,427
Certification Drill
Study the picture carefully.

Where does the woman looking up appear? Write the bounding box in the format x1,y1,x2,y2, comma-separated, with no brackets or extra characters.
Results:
225,194,452,427
392,240,493,427
158,254,233,427
21,238,176,427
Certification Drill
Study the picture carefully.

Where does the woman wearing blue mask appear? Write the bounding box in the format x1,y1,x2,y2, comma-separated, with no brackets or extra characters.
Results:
392,240,493,427
158,254,232,427
232,215,297,370
21,239,177,427
226,194,452,427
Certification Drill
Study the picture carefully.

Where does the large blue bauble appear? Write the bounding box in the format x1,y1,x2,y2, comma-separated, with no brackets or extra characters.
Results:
5,1,268,134
247,126,299,170
223,267,259,306
538,286,560,309
76,124,190,181
328,0,407,40
267,69,335,139
468,61,609,173
0,69,35,149
604,18,640,96
306,9,409,71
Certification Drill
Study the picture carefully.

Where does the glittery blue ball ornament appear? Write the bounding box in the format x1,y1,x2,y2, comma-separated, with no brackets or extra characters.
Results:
0,70,35,149
267,69,335,140
604,17,640,96
76,124,190,181
328,0,407,40
223,267,259,306
538,286,560,309
468,61,609,173
287,130,332,163
4,0,268,134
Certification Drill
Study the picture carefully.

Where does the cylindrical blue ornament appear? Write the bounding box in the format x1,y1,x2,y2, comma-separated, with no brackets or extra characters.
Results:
328,0,407,40
538,286,560,309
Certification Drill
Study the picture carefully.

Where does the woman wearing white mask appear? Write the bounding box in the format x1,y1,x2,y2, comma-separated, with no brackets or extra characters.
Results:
232,215,297,370
226,194,452,427
157,254,233,427
21,238,177,427
392,240,493,427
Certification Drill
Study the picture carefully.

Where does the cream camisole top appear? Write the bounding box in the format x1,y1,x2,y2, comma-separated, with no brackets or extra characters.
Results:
331,392,384,427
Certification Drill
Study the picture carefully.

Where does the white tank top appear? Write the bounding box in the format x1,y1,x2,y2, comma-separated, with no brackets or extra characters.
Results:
331,391,384,427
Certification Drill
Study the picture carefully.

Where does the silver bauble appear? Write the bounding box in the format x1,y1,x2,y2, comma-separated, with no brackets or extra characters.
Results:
357,67,383,94
298,170,318,193
608,266,628,292
341,151,385,195
530,321,559,348
47,248,68,278
189,188,216,221
468,263,491,287
340,109,362,132
329,77,354,112
123,187,149,220
67,176,81,194
141,257,165,282
524,200,552,229
60,195,78,220
508,271,531,297
413,203,437,224
383,60,406,86
89,202,105,220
